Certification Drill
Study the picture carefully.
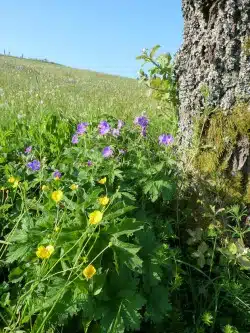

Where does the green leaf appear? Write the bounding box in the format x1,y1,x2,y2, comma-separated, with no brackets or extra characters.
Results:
107,218,143,237
136,55,147,60
120,191,136,201
150,45,161,58
228,243,237,255
83,188,103,209
0,204,12,211
6,244,30,263
107,303,125,333
105,206,136,221
63,196,78,211
145,285,171,323
156,53,171,67
112,239,142,272
93,270,108,296
198,242,209,254
9,229,28,243
162,182,176,201
121,294,145,330
82,319,92,333
8,266,24,283
197,255,206,268
237,256,250,270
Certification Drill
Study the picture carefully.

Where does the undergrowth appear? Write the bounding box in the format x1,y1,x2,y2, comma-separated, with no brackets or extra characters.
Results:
0,47,249,333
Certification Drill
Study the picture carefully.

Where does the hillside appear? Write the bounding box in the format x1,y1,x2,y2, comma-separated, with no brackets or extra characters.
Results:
0,55,156,122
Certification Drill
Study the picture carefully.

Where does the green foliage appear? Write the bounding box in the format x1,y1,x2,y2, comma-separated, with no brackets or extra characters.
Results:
136,45,179,136
0,50,249,333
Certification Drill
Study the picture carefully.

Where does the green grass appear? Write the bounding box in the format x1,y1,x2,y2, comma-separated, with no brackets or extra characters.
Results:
0,55,157,122
1,54,249,333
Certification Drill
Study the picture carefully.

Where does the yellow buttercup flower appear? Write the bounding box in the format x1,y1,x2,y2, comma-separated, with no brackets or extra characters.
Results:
70,184,78,191
8,176,16,183
83,264,96,279
36,245,55,259
41,185,49,191
89,210,103,225
98,177,106,185
98,196,109,206
51,190,63,203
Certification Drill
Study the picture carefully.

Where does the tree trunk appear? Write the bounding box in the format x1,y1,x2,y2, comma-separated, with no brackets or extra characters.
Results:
175,0,250,180
175,0,250,143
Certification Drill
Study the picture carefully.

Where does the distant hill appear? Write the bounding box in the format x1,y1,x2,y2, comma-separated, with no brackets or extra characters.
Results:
0,55,156,121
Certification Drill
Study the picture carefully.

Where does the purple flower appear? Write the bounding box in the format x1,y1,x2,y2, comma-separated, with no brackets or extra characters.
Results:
117,120,124,130
87,160,93,166
158,134,174,146
27,160,40,171
76,122,88,135
134,116,149,128
25,146,32,154
72,134,78,144
102,146,113,158
53,170,62,179
98,121,110,135
112,128,120,137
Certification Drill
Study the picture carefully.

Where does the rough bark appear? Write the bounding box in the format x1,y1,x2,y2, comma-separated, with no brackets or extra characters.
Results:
175,0,250,185
175,0,250,148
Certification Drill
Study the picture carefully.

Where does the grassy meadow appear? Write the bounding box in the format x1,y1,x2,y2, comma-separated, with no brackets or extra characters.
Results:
0,53,249,333
0,55,157,121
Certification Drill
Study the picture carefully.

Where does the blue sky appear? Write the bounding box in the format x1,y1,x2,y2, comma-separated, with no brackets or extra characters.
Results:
0,1,183,78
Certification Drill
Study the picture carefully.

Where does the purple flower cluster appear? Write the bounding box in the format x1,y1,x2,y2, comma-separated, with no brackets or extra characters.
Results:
110,120,124,138
134,116,149,128
27,160,40,171
117,120,124,130
53,170,62,179
71,134,78,144
77,122,88,135
134,115,149,137
102,146,113,158
71,122,88,144
98,121,110,135
112,128,120,137
158,134,174,146
25,146,32,154
69,117,174,164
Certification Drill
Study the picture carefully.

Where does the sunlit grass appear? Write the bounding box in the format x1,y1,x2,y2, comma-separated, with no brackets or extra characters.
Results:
0,55,157,124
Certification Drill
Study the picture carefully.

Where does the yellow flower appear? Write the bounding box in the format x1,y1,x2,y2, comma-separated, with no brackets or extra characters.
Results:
36,245,55,259
8,176,16,183
51,190,63,203
54,226,60,232
98,177,106,185
98,196,109,206
70,184,78,191
41,185,49,191
89,210,103,225
83,264,96,279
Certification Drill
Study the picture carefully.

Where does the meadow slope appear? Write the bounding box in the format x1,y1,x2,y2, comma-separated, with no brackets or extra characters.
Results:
0,55,157,122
